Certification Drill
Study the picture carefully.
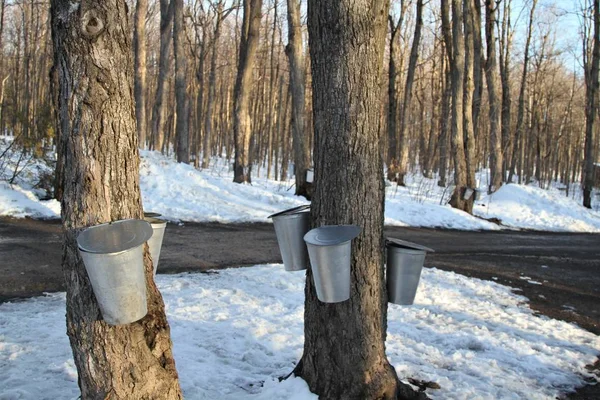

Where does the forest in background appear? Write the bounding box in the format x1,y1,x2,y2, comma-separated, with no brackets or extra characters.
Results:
0,0,598,212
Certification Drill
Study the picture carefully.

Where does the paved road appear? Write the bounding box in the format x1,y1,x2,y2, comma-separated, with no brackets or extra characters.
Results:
1,217,599,336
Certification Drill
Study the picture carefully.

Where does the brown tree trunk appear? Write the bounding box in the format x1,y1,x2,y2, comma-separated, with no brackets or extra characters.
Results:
134,0,148,149
233,0,263,183
150,0,174,152
485,0,503,192
294,1,425,399
397,0,423,186
463,0,477,208
509,0,537,183
584,0,599,208
174,0,189,163
286,0,311,198
499,0,513,180
50,0,182,397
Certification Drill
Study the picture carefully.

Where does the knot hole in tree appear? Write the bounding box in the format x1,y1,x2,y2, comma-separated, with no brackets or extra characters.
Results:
81,10,105,39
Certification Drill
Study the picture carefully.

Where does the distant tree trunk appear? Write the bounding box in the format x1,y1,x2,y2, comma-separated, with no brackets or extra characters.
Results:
509,0,537,183
174,0,189,163
202,2,231,169
134,0,148,149
150,0,174,152
233,0,263,183
583,0,599,208
286,0,311,198
499,0,513,180
386,4,406,183
0,0,6,133
293,1,425,399
51,0,182,397
397,0,423,186
463,0,477,201
446,0,470,213
439,0,453,188
471,0,483,142
485,0,503,192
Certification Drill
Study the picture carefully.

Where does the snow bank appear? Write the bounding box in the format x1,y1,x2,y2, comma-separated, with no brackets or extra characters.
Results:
1,265,598,399
1,143,599,232
474,184,600,232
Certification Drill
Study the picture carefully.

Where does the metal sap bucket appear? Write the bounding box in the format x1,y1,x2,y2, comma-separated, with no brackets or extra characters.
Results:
304,225,361,303
77,219,153,325
474,189,482,201
144,217,167,275
463,187,475,200
386,238,434,305
268,205,311,271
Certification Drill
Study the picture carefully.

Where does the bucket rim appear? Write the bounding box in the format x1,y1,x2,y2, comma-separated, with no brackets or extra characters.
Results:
77,219,153,254
144,216,167,227
144,212,162,218
386,237,434,253
267,204,310,219
304,224,361,246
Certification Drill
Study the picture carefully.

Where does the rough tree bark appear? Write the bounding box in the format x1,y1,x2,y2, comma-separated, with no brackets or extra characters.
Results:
463,0,477,209
233,0,263,183
293,1,426,399
134,0,148,149
444,0,470,212
174,0,189,163
50,0,182,397
397,0,424,186
485,0,504,193
285,0,311,198
583,0,599,208
499,0,513,179
150,0,174,152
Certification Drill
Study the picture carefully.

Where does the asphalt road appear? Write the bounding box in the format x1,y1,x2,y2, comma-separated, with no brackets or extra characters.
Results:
1,217,599,398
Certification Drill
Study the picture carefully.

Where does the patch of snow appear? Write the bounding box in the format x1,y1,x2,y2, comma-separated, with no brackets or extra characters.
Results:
1,266,598,399
0,182,60,219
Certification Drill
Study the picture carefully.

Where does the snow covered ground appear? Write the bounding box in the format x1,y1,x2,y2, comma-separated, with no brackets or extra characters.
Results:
1,136,600,231
0,265,598,399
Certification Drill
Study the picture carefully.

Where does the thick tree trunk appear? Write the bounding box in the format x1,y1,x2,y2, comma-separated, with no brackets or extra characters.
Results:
294,1,425,399
584,0,599,208
499,0,512,180
485,0,503,192
233,0,263,183
397,0,423,186
286,0,311,198
134,0,148,149
150,0,174,152
50,0,182,397
463,0,477,207
174,0,189,163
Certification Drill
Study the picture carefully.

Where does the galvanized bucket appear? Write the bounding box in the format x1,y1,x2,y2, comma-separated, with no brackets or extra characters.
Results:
268,205,311,271
144,212,162,218
304,225,361,303
474,189,482,201
77,219,153,325
386,238,434,305
463,187,475,200
144,217,167,275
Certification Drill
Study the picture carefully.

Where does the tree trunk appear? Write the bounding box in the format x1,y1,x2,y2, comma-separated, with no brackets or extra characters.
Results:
150,0,174,152
294,1,425,399
134,0,148,149
485,0,503,192
463,0,477,208
174,0,189,163
233,0,263,183
499,0,512,180
509,0,537,183
583,0,599,208
397,0,423,186
286,0,311,198
51,0,182,397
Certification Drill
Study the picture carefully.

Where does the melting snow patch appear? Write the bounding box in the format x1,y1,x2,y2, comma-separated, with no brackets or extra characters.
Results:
0,266,598,399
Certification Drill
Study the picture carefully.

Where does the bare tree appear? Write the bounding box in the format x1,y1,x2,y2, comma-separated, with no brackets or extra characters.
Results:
134,0,148,149
293,0,426,398
50,0,182,396
583,0,599,208
485,0,503,192
174,0,189,163
286,0,311,198
233,0,263,183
